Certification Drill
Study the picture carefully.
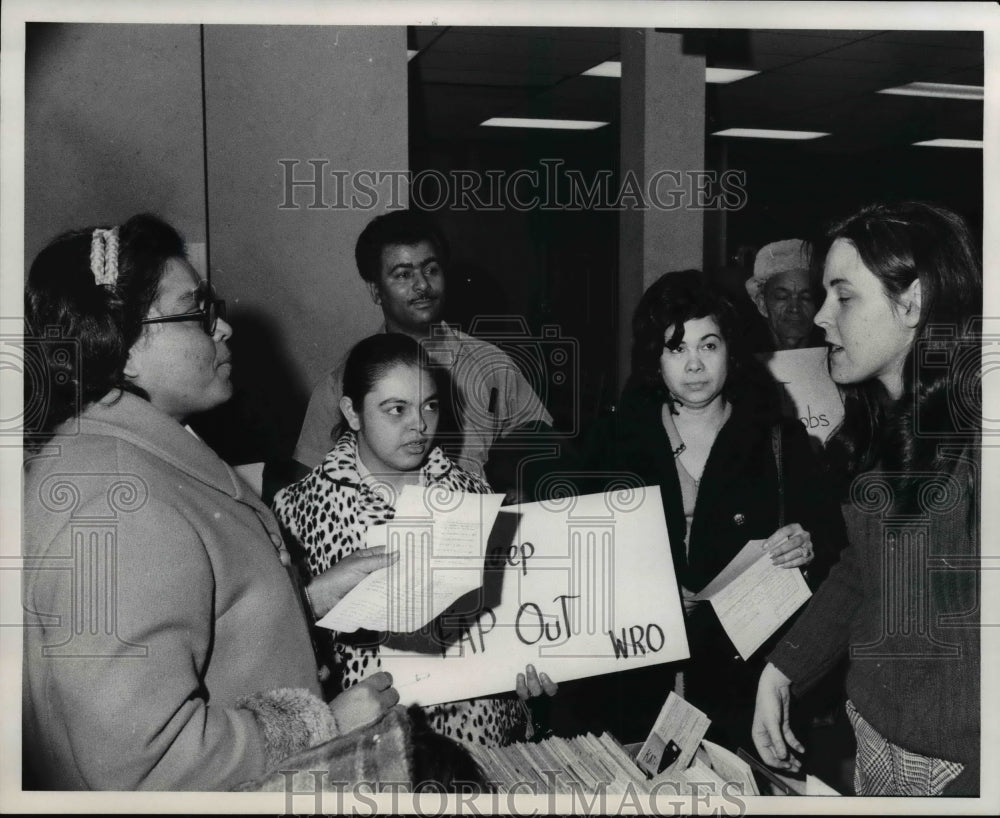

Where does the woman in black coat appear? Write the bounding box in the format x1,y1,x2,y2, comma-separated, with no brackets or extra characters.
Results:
565,270,846,751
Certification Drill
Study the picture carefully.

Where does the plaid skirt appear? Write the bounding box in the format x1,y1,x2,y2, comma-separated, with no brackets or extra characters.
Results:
846,700,964,796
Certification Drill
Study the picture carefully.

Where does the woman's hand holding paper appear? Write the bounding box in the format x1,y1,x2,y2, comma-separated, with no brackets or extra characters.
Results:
516,664,558,701
762,523,814,570
306,547,399,619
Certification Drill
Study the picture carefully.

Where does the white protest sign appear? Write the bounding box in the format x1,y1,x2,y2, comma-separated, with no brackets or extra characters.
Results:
762,347,844,444
379,488,689,707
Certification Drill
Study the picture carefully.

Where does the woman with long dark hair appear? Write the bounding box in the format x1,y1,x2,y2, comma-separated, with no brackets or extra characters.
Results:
570,270,845,748
752,201,981,796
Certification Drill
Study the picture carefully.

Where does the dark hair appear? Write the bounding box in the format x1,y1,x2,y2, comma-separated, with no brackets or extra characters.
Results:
354,209,450,283
24,213,186,435
629,269,778,416
817,201,982,503
337,333,459,441
342,333,428,410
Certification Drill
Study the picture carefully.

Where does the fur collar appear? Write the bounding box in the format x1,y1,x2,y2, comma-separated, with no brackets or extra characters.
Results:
319,430,454,490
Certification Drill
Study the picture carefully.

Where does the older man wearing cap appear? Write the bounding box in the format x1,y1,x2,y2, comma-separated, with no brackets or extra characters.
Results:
746,239,823,351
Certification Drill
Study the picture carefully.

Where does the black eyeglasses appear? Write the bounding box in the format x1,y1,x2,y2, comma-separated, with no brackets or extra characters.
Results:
140,285,227,335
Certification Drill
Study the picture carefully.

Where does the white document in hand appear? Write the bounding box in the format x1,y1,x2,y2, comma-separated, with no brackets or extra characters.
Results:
316,485,506,633
691,539,811,661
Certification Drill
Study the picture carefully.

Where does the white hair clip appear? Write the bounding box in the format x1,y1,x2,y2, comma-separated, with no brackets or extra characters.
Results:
90,227,120,287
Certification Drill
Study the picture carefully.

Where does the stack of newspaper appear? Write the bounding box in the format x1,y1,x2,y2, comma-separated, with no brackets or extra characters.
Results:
463,692,761,796
463,732,650,795
463,732,756,796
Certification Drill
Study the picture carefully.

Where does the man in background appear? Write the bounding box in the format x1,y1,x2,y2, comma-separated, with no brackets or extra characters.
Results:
745,239,824,351
294,210,553,494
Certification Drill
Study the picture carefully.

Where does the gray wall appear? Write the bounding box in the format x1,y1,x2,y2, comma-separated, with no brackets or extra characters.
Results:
25,24,207,264
25,23,407,461
204,25,407,405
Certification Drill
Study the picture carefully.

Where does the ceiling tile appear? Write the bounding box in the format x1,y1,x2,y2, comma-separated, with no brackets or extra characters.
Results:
409,26,984,152
826,39,983,68
867,30,983,49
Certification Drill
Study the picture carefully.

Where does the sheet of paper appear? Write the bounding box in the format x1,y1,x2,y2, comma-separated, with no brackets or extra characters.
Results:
771,771,842,796
805,774,841,795
635,692,710,777
232,461,264,498
316,486,505,633
693,539,812,660
763,346,845,445
691,539,771,601
666,757,729,795
699,739,759,795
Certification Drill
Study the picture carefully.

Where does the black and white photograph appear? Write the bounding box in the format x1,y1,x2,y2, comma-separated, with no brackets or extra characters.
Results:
1,0,996,813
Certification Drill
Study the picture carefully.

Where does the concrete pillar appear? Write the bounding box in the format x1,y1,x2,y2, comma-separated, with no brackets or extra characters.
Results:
618,29,705,392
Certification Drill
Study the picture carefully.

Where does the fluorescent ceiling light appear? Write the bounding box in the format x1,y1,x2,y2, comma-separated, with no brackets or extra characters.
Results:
878,82,983,101
706,68,759,84
407,49,419,61
913,138,983,149
480,117,609,130
582,62,759,84
712,128,829,140
582,61,621,78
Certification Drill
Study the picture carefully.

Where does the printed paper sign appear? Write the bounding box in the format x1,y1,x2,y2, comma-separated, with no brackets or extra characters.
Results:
762,347,844,444
380,489,689,706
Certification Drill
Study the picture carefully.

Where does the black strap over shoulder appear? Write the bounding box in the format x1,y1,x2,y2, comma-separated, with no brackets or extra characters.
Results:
771,423,785,529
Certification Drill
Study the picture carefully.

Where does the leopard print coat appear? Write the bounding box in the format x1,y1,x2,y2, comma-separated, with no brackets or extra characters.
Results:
273,431,525,747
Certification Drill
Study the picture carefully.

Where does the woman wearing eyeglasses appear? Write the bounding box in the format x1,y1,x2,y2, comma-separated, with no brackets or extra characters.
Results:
22,214,401,790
